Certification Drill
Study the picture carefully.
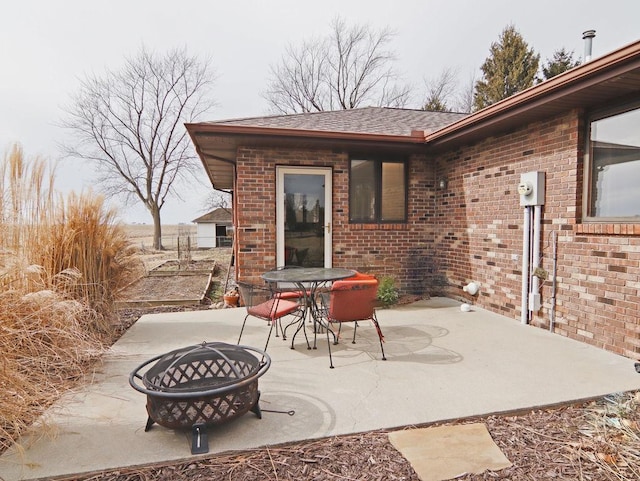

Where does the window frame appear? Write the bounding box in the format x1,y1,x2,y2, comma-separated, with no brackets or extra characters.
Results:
348,156,408,224
583,98,640,223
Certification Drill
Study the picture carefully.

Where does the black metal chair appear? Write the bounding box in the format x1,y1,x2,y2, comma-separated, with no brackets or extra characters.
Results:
236,281,306,353
267,266,314,341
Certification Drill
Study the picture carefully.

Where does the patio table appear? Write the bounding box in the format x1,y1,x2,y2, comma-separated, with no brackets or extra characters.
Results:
261,267,356,349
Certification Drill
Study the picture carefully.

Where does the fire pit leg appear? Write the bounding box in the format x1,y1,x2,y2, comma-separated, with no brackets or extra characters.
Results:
144,417,155,432
250,390,262,419
191,423,209,455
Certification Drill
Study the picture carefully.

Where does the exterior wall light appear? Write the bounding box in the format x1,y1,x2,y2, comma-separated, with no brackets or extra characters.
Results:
438,178,448,190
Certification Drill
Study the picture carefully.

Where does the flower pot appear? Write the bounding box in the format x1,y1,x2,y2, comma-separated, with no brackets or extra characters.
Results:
223,295,239,307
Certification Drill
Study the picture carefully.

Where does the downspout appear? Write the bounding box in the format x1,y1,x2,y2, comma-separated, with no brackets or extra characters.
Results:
232,164,238,282
549,231,558,332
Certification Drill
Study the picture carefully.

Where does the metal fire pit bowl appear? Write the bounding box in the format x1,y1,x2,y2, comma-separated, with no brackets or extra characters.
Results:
129,342,270,454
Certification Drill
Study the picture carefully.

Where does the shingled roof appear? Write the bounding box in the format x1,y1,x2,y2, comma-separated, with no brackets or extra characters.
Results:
192,207,233,224
188,40,640,191
202,107,468,137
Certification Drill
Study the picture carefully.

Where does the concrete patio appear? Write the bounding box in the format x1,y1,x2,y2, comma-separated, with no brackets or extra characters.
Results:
1,297,639,481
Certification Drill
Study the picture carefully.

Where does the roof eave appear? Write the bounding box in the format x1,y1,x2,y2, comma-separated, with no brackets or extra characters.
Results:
186,124,429,191
425,39,640,147
185,123,428,144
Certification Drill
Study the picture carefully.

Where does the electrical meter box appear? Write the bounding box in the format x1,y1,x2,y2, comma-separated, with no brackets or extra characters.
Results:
518,171,545,206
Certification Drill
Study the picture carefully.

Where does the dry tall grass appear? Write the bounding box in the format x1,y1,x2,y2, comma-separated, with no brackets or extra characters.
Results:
0,144,144,452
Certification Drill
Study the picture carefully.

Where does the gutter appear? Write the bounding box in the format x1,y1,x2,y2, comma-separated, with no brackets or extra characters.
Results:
425,39,640,146
185,123,429,145
186,38,640,169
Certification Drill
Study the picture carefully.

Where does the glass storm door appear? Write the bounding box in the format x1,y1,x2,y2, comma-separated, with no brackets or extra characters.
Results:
276,167,332,267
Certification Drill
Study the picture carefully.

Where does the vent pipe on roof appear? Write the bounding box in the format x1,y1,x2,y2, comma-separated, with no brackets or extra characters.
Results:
582,29,596,62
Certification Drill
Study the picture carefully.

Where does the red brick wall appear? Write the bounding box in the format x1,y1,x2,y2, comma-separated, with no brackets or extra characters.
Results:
234,147,341,283
433,109,640,359
234,147,439,291
233,109,640,358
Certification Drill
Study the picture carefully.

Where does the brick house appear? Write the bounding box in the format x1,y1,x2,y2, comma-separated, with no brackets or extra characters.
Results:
187,39,640,359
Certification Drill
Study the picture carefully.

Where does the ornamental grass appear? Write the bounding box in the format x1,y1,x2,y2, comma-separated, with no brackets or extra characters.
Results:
0,144,144,452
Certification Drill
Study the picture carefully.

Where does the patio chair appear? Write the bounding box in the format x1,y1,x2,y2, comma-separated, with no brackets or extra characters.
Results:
315,270,375,322
267,266,315,340
344,271,376,281
236,281,305,353
320,278,386,369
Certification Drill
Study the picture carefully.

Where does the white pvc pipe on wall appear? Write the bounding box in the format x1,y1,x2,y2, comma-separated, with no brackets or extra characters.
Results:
550,231,558,332
521,206,531,325
530,205,542,309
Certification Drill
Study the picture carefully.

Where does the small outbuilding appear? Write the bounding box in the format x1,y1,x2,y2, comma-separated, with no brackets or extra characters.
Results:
192,208,233,248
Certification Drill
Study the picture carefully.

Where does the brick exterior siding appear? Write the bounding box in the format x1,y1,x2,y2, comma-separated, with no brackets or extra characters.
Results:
233,109,640,359
433,109,640,359
235,147,440,290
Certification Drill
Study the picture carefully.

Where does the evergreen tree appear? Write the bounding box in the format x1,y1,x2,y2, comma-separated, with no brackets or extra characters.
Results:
423,96,448,112
541,48,581,80
473,25,540,111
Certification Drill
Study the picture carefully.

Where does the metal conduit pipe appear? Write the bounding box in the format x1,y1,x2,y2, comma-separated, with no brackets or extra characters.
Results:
550,231,558,332
521,206,531,324
530,205,543,312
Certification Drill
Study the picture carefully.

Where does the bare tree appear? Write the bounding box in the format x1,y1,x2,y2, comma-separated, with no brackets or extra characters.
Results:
264,17,411,114
62,47,215,249
422,68,458,112
203,189,231,213
454,71,477,114
266,39,330,114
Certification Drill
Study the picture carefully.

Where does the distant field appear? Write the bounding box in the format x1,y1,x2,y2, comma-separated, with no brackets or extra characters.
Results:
124,224,196,250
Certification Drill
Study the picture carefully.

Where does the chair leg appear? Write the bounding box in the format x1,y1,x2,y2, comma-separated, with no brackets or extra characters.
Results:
377,335,387,361
280,318,287,339
326,324,334,369
371,313,387,361
352,321,358,344
238,314,250,344
263,322,275,354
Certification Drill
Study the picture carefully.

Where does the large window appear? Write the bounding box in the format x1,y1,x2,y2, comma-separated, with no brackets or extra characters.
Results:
585,102,640,220
349,158,406,223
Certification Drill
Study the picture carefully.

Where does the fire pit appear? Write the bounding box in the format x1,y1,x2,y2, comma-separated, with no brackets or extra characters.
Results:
129,342,270,454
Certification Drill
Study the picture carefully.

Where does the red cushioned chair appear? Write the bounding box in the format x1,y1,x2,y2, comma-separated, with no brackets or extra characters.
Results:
266,266,313,342
237,281,305,353
344,271,376,281
320,278,386,369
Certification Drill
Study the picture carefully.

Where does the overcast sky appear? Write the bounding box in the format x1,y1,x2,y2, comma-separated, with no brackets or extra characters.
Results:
2,0,639,224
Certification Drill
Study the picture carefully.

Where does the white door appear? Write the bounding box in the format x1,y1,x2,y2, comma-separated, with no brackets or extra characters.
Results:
197,223,216,248
276,167,332,267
